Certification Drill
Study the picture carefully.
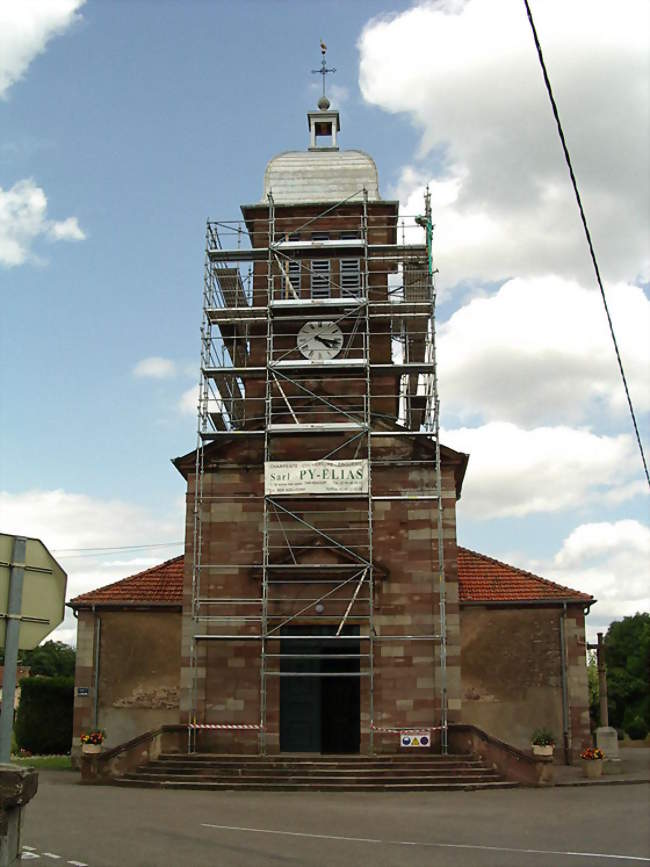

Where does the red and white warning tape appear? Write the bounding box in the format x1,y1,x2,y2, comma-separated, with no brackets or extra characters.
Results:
188,723,263,731
371,724,442,733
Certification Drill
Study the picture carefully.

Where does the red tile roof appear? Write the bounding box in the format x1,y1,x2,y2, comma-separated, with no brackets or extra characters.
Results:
69,548,593,608
69,556,184,608
457,547,593,604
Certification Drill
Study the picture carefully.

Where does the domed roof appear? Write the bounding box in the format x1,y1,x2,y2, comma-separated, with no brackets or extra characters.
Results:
263,149,380,204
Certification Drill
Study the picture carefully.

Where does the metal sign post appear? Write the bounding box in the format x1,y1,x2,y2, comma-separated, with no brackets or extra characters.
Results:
0,537,26,763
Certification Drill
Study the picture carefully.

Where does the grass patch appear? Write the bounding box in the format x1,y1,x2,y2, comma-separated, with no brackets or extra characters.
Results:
11,755,73,770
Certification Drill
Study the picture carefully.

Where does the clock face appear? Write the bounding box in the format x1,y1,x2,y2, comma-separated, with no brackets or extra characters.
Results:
297,320,344,360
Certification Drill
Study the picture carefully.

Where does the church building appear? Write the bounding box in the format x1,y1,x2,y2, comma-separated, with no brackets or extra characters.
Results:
70,69,594,772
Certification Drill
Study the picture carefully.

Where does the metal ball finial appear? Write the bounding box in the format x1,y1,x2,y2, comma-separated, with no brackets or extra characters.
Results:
318,95,330,110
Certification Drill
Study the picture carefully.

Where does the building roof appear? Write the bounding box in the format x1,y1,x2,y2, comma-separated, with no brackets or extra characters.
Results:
457,547,594,605
68,556,184,609
263,149,380,204
68,547,593,609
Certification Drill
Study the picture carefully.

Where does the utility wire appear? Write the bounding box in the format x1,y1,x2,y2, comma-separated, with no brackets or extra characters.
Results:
523,0,650,489
52,541,184,554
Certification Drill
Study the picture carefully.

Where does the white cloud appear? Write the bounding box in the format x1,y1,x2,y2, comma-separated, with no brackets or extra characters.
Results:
445,421,645,518
179,384,199,415
0,179,85,266
359,0,649,289
0,0,84,99
133,356,177,379
0,489,184,643
439,276,650,425
550,521,649,637
47,215,85,241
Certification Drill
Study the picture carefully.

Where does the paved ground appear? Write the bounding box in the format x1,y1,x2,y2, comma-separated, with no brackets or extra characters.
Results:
21,768,650,867
556,747,650,786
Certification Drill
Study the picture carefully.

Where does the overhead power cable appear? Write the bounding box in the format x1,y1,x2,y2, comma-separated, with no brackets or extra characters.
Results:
52,541,184,554
523,0,649,489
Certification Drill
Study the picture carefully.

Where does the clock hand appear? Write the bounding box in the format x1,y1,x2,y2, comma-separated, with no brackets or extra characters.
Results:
314,335,338,348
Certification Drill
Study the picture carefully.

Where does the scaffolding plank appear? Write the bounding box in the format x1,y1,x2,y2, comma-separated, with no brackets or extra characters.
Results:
207,244,427,262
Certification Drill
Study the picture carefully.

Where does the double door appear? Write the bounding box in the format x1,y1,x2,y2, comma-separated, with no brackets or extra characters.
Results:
279,627,360,754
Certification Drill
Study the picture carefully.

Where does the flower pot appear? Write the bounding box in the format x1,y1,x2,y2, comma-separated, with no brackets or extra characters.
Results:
582,759,603,779
82,743,101,755
532,744,554,757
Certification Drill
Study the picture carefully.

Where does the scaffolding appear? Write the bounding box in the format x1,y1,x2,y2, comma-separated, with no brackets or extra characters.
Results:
188,188,448,754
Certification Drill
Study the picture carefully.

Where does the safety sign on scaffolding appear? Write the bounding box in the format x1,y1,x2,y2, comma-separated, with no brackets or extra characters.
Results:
400,730,431,748
265,460,369,495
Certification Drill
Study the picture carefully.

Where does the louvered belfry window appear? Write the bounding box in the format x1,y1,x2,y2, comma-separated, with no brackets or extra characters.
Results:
310,233,330,298
311,259,331,298
341,259,361,296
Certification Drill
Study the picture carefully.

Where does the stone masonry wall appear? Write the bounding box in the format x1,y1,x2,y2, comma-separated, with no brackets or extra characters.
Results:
460,604,590,758
179,434,462,755
72,609,181,761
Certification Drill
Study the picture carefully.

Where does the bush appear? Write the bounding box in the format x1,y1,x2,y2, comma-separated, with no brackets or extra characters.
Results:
625,716,649,741
14,676,74,755
531,727,555,746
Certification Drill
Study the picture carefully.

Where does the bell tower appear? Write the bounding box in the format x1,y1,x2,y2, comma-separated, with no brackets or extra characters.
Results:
182,50,457,757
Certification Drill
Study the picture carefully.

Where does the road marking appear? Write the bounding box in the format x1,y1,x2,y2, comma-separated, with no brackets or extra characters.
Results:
42,855,62,860
200,823,650,862
67,862,88,866
21,854,40,861
23,847,37,852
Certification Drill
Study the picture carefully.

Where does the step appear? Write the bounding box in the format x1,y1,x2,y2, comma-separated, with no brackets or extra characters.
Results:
115,777,517,792
152,759,484,769
138,766,496,778
145,760,486,772
157,753,473,762
127,773,501,788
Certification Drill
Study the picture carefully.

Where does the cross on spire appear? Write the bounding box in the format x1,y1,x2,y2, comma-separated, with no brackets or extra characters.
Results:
312,40,336,100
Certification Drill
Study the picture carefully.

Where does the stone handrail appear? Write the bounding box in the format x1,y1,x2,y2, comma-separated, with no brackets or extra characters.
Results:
80,724,186,784
449,723,554,786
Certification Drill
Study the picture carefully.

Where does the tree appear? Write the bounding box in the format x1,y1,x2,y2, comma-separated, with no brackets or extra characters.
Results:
604,613,650,733
21,641,76,678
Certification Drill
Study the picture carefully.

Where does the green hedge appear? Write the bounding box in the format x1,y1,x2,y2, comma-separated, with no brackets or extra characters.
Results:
14,676,74,755
626,716,649,741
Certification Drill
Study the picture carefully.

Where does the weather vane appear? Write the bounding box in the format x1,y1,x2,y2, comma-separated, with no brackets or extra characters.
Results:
312,40,336,102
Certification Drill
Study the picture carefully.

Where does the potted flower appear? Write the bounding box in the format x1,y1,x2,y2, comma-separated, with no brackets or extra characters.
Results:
80,729,106,755
531,728,555,757
580,746,605,778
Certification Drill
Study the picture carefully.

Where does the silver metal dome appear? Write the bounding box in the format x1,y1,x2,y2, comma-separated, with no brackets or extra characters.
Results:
263,149,380,204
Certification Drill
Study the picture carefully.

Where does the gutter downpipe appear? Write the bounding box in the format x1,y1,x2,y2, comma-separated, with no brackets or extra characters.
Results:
559,602,570,764
92,605,101,730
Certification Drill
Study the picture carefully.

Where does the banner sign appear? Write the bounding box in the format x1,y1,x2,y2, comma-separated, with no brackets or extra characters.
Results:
265,460,369,495
400,730,431,748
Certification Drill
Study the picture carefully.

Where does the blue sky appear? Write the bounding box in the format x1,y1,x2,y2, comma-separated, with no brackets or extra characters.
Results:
1,0,648,645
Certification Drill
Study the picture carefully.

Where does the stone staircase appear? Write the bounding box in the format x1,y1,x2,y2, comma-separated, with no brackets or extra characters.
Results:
115,753,518,791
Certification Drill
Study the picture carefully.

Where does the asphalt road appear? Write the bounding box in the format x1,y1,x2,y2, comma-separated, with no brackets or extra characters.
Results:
21,771,650,867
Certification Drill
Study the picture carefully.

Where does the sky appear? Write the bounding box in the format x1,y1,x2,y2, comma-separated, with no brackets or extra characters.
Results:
1,0,648,647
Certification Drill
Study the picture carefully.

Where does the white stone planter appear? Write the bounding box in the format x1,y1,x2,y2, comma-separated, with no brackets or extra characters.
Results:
532,744,554,757
82,743,101,755
582,759,603,779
